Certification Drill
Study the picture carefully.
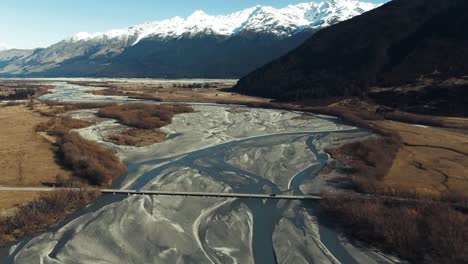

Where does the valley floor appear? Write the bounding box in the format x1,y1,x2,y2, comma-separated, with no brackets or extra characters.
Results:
0,79,467,263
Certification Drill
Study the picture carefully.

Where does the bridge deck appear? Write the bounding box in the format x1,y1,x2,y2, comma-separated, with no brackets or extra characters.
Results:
0,186,320,200
101,189,321,200
0,186,465,209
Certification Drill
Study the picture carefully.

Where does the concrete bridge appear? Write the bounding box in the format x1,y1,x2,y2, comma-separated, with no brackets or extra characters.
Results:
0,186,321,201
101,189,321,200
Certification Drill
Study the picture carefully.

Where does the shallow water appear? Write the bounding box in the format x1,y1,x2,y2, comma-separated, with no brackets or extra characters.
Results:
2,80,397,264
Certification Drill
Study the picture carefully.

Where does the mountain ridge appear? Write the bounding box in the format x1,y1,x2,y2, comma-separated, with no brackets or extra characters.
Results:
65,0,378,45
0,0,378,78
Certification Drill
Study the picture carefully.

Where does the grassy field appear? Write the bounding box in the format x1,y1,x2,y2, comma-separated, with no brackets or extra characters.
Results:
0,191,42,211
378,121,468,194
0,105,71,187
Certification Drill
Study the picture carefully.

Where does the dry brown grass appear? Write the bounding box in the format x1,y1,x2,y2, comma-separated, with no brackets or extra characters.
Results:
321,193,468,264
0,190,100,246
57,132,127,186
98,103,193,129
0,192,42,211
0,105,72,187
377,121,468,194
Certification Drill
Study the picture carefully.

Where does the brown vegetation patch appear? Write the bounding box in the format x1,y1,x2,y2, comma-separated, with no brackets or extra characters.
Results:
104,128,166,147
89,89,128,96
321,193,468,264
90,89,163,101
328,136,402,193
57,132,127,186
44,101,116,110
97,103,193,129
34,101,116,118
0,190,100,246
225,108,249,114
36,116,94,137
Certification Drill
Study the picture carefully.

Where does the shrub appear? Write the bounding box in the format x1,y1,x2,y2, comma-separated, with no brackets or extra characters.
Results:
104,128,166,147
35,116,93,137
97,103,193,129
328,135,402,193
57,132,127,185
0,190,100,246
321,193,468,264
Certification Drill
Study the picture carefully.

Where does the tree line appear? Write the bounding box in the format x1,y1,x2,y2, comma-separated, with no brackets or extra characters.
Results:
0,88,35,100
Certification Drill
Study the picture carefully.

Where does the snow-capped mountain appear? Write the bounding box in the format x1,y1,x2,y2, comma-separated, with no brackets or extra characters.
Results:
67,0,377,44
0,43,8,51
0,0,379,78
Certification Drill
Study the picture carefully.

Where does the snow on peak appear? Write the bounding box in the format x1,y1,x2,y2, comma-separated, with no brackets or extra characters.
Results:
0,43,9,51
66,0,379,45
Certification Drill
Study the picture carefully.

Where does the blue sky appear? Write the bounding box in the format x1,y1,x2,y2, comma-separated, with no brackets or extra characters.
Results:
1,0,387,49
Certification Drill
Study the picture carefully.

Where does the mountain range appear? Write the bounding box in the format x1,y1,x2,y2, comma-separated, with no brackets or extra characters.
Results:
234,0,468,101
0,0,378,78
